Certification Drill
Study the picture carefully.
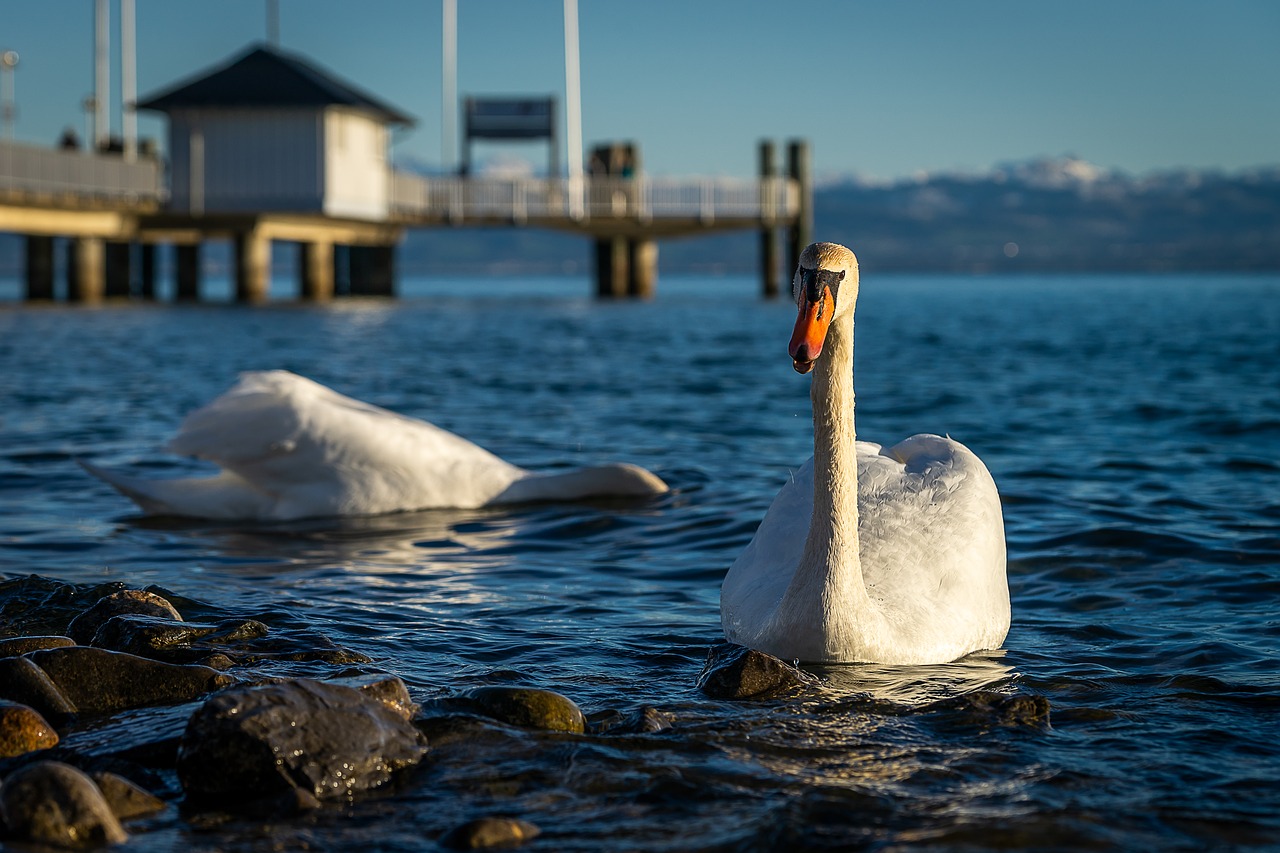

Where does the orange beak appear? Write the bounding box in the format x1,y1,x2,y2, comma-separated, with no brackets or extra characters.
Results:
788,286,834,374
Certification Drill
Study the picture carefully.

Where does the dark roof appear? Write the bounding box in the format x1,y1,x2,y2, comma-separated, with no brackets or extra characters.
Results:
137,43,414,125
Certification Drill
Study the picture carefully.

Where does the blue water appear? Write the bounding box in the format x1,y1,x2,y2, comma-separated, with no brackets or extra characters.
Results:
2,273,1279,850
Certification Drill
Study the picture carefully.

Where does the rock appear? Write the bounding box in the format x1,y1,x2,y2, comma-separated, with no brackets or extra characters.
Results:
67,590,182,645
696,642,820,700
0,655,78,719
586,706,674,735
358,676,418,721
176,678,428,807
25,646,233,715
90,771,165,820
0,760,128,847
0,635,76,658
440,816,541,850
0,700,59,757
88,614,268,661
464,686,586,734
928,690,1053,728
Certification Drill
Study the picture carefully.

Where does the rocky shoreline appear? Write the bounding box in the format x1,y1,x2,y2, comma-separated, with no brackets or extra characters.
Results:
0,575,854,849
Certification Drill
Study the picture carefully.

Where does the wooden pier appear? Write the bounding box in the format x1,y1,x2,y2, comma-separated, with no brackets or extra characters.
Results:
0,46,811,303
2,138,811,302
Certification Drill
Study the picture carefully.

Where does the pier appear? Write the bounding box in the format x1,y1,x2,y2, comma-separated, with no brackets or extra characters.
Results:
0,44,811,303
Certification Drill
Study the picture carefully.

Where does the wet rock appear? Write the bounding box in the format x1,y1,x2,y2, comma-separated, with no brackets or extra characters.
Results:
0,655,78,719
0,760,128,847
90,771,165,820
930,690,1053,728
89,614,268,661
697,642,820,700
26,647,233,715
176,678,428,807
358,676,418,721
0,635,76,658
0,700,60,758
586,706,675,735
440,816,541,850
67,590,182,645
464,686,586,734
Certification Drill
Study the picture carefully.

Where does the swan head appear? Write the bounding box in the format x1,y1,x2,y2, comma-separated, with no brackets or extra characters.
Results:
788,242,859,374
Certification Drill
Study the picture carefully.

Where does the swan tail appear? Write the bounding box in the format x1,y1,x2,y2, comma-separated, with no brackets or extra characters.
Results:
80,461,271,519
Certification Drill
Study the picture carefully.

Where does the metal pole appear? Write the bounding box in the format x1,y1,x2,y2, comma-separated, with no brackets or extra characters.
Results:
121,0,137,161
95,0,109,150
0,51,17,141
563,0,583,219
442,0,456,172
267,0,280,46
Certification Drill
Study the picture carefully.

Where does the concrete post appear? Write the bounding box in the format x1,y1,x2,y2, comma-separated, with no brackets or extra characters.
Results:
300,240,335,301
348,245,395,296
175,244,201,300
105,242,132,298
627,238,657,298
67,237,105,303
234,230,270,303
759,140,781,299
594,236,628,298
139,243,156,299
786,139,812,281
24,235,55,300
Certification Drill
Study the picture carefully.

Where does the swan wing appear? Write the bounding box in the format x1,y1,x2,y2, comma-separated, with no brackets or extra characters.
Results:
163,370,525,518
855,434,1010,656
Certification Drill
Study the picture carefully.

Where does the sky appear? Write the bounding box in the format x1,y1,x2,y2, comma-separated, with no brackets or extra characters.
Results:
3,0,1279,182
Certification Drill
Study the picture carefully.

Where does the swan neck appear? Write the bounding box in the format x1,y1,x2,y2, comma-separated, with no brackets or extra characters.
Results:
806,311,860,567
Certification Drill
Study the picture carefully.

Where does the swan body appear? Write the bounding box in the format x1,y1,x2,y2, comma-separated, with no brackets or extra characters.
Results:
720,243,1009,664
84,370,667,520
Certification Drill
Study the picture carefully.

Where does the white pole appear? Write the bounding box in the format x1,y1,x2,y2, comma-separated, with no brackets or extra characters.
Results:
0,52,17,141
95,0,109,150
121,0,137,161
563,0,583,219
442,0,456,172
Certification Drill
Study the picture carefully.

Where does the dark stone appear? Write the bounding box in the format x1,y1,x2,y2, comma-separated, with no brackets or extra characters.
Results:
0,700,59,758
0,635,76,658
586,705,675,735
463,686,586,734
0,655,78,718
696,642,820,700
927,690,1053,728
176,678,428,807
26,647,234,715
89,614,269,661
67,590,182,645
358,676,418,721
90,771,165,820
0,760,128,847
440,816,541,850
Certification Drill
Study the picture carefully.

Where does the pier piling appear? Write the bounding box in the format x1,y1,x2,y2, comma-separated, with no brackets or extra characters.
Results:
24,236,55,300
759,141,781,299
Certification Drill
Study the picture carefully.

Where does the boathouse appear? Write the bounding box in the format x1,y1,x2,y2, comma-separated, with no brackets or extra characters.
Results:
137,44,413,220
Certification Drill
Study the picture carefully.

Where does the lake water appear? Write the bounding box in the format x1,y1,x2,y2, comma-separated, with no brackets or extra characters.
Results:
2,273,1279,850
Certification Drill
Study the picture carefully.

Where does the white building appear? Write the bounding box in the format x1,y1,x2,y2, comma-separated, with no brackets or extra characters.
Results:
138,44,413,221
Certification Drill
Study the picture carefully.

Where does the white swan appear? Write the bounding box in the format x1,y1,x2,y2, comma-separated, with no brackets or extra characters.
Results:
83,370,667,520
720,243,1009,665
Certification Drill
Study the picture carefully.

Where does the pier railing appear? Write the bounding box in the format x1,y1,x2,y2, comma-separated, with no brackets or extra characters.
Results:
0,140,164,204
388,172,799,227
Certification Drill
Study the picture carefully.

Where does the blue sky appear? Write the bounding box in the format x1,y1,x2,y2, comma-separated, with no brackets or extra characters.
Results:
4,0,1279,180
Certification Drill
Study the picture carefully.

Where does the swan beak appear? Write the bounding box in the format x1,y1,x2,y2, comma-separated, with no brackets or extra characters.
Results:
789,286,834,374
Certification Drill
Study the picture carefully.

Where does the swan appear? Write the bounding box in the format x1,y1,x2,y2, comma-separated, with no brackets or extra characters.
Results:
720,243,1009,665
83,370,667,520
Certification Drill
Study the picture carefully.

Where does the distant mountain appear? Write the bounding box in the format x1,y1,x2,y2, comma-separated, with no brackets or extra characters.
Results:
395,156,1280,275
